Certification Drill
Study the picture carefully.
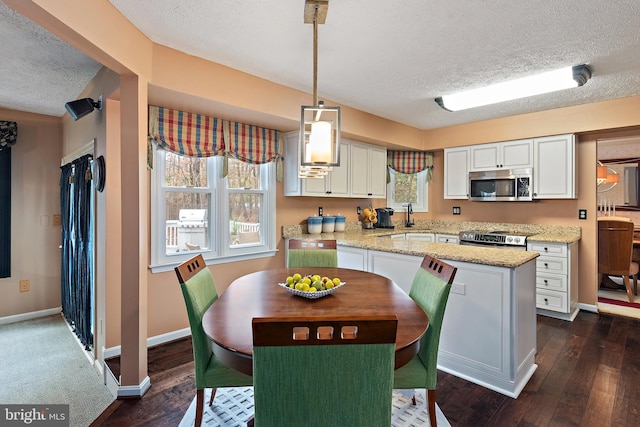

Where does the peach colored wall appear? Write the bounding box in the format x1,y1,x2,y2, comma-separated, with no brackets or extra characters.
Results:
8,0,640,350
0,109,62,317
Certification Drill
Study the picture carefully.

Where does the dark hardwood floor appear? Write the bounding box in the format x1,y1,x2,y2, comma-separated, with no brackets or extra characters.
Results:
92,311,640,426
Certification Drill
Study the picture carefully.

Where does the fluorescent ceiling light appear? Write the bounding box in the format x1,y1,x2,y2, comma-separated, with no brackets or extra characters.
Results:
436,64,592,112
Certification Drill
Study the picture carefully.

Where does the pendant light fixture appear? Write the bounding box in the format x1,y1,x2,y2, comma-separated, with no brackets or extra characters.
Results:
299,0,341,178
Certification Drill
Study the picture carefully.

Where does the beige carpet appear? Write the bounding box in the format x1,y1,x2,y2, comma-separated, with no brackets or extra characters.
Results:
0,314,114,427
179,387,451,426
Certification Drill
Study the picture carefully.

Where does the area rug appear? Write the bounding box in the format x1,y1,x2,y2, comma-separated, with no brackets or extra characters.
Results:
179,387,451,426
598,296,640,309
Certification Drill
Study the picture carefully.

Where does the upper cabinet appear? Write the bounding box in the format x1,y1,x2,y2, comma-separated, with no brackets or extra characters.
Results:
349,141,387,198
533,134,576,199
469,139,533,171
284,132,387,198
444,147,470,199
443,133,575,200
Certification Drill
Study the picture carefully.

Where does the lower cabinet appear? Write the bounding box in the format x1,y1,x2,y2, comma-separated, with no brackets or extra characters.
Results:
339,245,537,398
527,241,579,321
435,233,459,244
337,246,368,271
405,233,435,242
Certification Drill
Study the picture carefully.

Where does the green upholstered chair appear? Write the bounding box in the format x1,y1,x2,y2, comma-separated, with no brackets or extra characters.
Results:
174,254,253,427
287,239,338,268
252,315,398,427
393,254,457,427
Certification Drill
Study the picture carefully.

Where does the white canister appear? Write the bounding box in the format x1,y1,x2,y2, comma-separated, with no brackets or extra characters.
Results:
322,216,336,233
334,215,346,231
307,216,323,234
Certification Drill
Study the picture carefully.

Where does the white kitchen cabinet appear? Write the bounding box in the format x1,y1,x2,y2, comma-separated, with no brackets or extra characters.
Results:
349,141,387,198
365,248,537,398
435,233,459,244
300,142,350,197
283,131,350,197
444,147,470,199
469,139,533,171
527,240,579,321
533,134,576,199
405,233,435,242
337,246,368,271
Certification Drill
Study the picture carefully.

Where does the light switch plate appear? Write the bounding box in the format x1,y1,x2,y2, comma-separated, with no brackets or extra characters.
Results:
452,207,461,215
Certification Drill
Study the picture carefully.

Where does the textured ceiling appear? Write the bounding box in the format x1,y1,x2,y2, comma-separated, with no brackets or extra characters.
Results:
2,0,640,131
0,2,102,117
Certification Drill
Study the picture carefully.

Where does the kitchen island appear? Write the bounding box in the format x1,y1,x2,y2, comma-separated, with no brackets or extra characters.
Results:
283,221,580,398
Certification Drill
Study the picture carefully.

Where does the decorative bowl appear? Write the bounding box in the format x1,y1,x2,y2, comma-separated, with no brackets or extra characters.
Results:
278,281,345,299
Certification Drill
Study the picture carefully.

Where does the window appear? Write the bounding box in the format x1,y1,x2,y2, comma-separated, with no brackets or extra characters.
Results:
151,149,276,272
386,168,429,212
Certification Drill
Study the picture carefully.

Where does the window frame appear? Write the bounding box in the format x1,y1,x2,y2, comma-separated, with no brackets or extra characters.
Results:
386,167,430,212
150,148,276,273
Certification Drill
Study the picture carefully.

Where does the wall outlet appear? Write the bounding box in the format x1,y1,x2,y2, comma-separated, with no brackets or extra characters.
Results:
318,207,323,216
578,209,587,220
357,206,362,215
52,214,62,226
451,282,465,295
19,280,30,292
452,206,461,215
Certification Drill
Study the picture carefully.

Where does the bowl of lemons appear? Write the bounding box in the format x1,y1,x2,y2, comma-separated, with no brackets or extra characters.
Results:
279,273,345,299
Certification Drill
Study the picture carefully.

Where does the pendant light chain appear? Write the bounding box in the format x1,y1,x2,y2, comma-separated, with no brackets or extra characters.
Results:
312,5,319,106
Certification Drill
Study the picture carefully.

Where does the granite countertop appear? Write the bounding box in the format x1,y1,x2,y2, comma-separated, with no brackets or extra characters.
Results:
282,219,582,269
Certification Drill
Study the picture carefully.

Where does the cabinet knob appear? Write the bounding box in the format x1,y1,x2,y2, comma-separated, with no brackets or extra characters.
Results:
544,263,549,268
368,193,372,196
544,247,548,251
544,279,548,285
544,298,549,304
326,191,332,194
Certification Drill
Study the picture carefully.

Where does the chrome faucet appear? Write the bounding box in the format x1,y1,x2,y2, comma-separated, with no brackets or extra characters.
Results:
405,202,414,227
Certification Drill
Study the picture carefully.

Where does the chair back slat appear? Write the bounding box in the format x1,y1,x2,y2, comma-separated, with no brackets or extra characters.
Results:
174,254,206,283
252,315,397,347
420,254,457,284
288,239,337,250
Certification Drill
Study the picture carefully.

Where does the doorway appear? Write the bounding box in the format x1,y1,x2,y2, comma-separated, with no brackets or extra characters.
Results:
596,136,640,318
60,148,96,350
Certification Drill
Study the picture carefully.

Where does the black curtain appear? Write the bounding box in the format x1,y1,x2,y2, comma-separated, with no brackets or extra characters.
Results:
60,155,94,349
0,147,10,278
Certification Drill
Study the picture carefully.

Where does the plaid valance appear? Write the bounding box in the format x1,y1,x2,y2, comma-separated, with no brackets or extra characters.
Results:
149,106,224,157
225,121,281,164
0,121,17,152
387,150,434,182
148,105,282,178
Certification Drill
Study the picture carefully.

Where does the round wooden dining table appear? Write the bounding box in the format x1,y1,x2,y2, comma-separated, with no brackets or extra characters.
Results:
202,267,429,376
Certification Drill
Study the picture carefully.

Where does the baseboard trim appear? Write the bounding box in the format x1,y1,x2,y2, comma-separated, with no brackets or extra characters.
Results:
578,302,598,313
117,376,151,398
103,327,191,359
0,307,62,326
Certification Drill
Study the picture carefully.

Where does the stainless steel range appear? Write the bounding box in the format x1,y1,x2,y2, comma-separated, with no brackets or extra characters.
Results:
459,230,532,250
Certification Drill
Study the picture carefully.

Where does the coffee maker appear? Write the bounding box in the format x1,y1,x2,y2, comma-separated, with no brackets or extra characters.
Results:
374,208,394,228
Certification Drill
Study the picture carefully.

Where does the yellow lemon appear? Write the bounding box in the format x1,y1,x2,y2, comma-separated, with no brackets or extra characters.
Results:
295,282,304,291
309,287,317,292
293,273,302,282
301,283,310,292
333,278,341,286
286,276,294,285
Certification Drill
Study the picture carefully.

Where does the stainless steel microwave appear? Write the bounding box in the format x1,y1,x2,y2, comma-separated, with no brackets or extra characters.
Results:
468,168,533,201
